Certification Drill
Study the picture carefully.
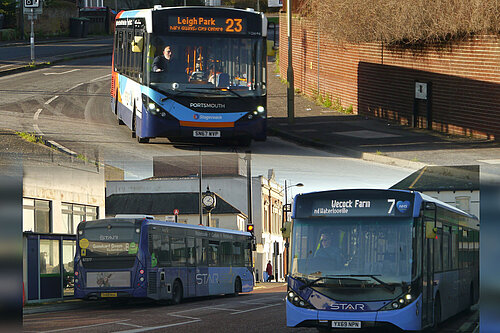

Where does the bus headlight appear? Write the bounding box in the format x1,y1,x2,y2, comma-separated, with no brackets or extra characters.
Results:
140,277,145,282
287,288,314,309
257,106,265,113
141,94,177,121
380,291,416,311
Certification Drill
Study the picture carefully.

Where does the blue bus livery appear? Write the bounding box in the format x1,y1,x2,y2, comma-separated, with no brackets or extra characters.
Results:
286,189,479,331
111,6,268,145
74,218,254,302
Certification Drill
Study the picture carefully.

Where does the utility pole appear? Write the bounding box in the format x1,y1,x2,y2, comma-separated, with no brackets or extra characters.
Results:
245,151,252,226
286,0,294,124
199,148,203,226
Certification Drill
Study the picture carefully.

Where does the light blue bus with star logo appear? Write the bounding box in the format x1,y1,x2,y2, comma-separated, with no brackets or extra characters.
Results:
286,189,478,331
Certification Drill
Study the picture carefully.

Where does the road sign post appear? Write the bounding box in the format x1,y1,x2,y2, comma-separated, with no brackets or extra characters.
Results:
173,209,179,223
23,0,42,62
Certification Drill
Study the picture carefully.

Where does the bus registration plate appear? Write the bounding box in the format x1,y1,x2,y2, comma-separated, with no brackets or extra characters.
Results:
101,292,117,297
331,321,361,329
193,130,221,138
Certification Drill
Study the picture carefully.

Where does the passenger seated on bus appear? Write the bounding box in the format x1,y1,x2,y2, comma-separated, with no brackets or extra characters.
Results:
216,73,230,88
314,233,344,269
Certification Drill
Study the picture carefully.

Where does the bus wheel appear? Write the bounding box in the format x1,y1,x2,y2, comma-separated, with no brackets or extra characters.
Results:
433,294,441,330
172,280,183,305
131,107,137,138
234,277,242,296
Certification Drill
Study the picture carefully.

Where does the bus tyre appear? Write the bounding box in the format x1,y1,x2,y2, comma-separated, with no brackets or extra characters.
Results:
172,280,183,305
433,294,441,330
131,107,137,138
234,277,242,296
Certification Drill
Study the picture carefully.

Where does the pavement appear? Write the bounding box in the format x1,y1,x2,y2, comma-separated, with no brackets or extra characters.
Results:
2,35,500,173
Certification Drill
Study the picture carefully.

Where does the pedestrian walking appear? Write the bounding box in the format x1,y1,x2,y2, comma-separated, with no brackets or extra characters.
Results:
266,260,273,282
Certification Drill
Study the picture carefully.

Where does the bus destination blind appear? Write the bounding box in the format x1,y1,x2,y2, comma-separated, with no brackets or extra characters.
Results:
168,16,247,34
295,191,415,218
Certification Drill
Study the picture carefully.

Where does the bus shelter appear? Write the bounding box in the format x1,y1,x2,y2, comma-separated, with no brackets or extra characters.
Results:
23,232,76,302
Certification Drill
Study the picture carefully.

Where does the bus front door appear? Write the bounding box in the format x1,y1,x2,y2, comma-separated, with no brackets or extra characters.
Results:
422,220,435,328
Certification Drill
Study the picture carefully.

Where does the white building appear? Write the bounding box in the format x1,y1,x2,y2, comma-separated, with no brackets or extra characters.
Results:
391,165,479,218
106,171,285,282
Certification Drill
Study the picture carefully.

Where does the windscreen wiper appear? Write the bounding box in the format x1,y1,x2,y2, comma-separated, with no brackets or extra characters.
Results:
183,86,243,98
343,274,395,292
298,275,366,290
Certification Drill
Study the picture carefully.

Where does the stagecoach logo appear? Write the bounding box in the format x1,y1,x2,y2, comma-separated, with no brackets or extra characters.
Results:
396,200,411,214
193,114,223,120
330,302,366,311
190,103,226,109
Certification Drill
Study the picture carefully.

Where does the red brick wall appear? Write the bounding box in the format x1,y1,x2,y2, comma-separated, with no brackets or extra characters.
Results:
279,14,500,139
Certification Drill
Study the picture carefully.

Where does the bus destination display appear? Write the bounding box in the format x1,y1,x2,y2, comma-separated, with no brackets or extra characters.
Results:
168,16,247,34
295,190,415,218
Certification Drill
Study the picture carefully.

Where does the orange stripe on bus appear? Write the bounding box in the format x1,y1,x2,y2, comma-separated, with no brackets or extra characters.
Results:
180,121,234,128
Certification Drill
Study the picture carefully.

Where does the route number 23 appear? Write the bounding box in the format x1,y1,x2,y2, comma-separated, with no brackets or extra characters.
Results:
225,18,243,33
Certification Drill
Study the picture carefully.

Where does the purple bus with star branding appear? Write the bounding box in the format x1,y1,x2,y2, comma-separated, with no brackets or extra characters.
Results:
286,189,478,331
111,6,268,145
74,218,254,302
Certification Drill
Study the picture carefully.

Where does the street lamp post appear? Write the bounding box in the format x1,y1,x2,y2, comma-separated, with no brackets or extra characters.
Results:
281,181,303,276
287,0,294,124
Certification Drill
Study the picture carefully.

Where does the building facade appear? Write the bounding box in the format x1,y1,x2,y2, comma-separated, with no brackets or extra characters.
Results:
23,161,106,302
106,172,285,282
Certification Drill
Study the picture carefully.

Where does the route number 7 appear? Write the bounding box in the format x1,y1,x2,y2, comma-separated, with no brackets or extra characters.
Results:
387,199,395,214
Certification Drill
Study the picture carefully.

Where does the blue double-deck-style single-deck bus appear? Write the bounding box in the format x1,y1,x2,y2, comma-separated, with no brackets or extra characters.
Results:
286,189,479,331
74,218,254,302
111,6,268,145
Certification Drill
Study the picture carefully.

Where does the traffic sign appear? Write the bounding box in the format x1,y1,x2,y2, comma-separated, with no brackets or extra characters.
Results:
173,209,179,215
24,0,40,8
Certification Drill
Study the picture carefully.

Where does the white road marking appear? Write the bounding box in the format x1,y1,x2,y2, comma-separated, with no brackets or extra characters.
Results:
116,322,144,328
33,124,43,135
65,82,84,92
34,108,43,121
478,159,500,164
39,319,132,332
230,302,282,314
47,140,79,156
43,69,80,75
208,307,239,312
111,319,202,333
45,95,59,105
90,74,111,82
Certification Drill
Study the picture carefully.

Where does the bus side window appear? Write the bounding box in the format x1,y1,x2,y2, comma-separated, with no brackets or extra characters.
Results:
196,238,207,266
208,240,219,267
159,233,170,266
186,237,195,266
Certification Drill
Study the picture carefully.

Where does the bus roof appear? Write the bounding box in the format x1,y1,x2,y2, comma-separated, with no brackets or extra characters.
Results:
81,218,252,237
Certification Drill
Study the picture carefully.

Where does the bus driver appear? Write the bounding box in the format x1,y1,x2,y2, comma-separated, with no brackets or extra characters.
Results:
152,46,173,72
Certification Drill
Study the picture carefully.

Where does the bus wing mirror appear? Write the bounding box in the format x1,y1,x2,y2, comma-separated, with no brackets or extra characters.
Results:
425,221,437,239
132,36,144,53
281,221,292,238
